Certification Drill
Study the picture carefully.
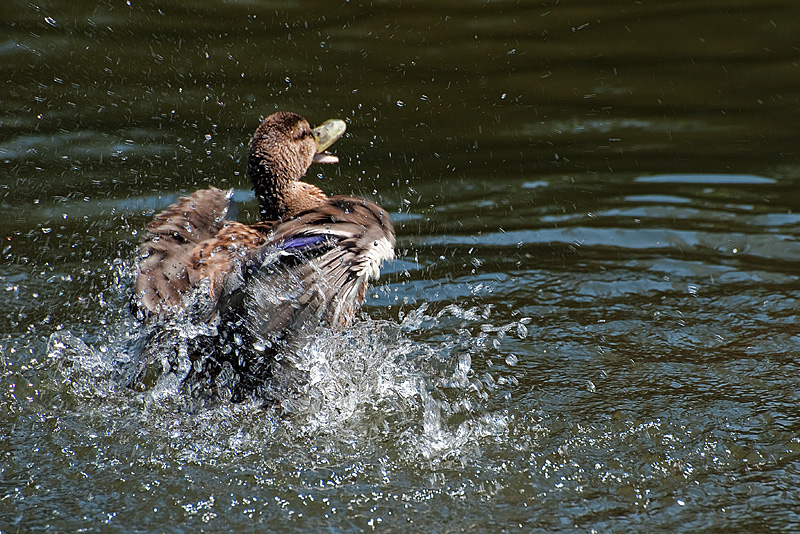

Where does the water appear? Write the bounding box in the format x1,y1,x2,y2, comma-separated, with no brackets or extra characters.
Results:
3,0,800,531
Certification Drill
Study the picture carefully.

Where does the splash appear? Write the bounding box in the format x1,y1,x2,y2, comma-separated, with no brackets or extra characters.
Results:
43,298,524,465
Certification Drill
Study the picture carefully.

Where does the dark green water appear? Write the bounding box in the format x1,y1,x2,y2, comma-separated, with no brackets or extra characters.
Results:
3,0,800,531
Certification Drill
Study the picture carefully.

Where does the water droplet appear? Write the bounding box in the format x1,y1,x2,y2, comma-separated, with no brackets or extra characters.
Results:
516,323,528,339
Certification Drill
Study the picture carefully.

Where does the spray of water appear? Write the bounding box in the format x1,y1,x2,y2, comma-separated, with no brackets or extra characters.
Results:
44,291,530,467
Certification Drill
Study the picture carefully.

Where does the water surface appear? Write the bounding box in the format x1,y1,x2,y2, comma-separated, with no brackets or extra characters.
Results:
3,0,800,532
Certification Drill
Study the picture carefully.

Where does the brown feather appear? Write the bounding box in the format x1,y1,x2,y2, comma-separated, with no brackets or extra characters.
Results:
134,187,232,314
191,221,269,299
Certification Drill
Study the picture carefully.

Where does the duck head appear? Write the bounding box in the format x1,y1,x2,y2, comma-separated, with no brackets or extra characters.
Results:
247,111,347,221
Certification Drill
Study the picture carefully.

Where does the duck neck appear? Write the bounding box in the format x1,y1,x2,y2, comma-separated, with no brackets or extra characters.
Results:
249,160,326,221
249,158,289,220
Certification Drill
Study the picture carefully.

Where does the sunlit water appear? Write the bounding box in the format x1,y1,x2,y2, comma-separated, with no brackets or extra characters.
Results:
4,0,800,532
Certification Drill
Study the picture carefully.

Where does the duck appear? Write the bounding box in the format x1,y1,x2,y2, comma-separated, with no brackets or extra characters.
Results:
131,111,395,405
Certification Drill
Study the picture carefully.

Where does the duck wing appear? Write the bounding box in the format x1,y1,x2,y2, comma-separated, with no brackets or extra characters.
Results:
133,187,250,315
221,197,395,347
214,197,394,399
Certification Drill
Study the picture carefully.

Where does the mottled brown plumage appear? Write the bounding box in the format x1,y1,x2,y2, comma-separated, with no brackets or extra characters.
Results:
131,112,395,405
